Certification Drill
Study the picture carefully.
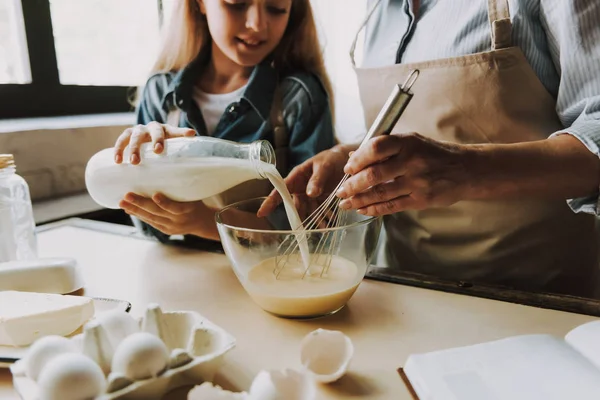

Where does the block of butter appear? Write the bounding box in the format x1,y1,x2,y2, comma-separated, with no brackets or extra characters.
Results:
0,291,94,347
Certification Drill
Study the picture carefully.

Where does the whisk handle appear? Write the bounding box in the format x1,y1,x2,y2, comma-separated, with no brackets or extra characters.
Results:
359,69,419,147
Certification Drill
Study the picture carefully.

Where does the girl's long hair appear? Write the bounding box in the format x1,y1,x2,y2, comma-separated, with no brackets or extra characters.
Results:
147,0,334,114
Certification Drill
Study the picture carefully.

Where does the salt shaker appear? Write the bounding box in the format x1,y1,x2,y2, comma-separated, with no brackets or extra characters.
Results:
0,154,38,262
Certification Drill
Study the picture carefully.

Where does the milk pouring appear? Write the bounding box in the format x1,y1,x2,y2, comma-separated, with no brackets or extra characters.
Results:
85,137,311,266
85,137,277,210
86,137,369,317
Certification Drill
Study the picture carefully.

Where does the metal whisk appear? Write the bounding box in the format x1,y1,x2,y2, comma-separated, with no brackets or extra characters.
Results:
273,70,420,279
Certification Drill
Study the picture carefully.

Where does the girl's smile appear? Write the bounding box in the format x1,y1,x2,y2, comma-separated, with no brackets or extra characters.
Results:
235,36,267,49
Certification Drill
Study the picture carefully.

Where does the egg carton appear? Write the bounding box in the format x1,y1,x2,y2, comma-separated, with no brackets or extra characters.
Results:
10,304,236,400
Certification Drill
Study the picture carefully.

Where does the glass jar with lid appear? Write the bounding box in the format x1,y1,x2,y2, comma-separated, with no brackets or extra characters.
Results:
0,154,38,262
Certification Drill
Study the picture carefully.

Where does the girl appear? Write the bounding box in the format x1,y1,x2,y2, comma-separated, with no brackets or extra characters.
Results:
114,0,335,244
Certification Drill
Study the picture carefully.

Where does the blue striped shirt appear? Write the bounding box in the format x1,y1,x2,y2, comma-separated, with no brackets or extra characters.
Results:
363,0,600,214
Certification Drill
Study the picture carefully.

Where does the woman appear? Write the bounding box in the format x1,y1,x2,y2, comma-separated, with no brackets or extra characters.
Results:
260,0,600,296
113,0,335,243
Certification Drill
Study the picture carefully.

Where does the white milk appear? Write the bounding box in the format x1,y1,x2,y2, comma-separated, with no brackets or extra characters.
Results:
244,255,361,317
86,148,311,268
260,163,310,268
86,150,262,210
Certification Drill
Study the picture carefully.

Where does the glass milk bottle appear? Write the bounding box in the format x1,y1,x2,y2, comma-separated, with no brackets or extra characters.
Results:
85,137,277,210
0,154,38,262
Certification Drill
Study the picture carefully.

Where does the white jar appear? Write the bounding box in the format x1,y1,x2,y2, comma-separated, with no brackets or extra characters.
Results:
0,154,38,262
84,137,277,210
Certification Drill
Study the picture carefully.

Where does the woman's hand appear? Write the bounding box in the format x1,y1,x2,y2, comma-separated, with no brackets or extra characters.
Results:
337,133,471,216
119,193,220,241
114,122,196,165
257,144,357,218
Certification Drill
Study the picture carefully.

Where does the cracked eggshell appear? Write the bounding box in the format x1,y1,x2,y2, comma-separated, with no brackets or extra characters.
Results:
248,369,316,400
299,329,354,383
111,332,169,380
188,382,248,399
37,352,106,400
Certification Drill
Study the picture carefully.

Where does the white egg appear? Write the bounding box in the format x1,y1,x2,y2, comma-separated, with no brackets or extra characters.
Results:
37,353,106,400
111,332,169,380
94,309,140,349
299,329,354,383
248,369,316,400
24,336,78,381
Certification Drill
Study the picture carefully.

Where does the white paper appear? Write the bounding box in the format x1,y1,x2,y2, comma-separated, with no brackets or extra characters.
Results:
404,334,600,400
565,320,600,370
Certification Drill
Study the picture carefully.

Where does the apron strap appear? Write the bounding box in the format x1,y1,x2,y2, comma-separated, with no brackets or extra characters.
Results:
487,0,513,50
349,0,383,68
166,108,181,127
269,82,289,174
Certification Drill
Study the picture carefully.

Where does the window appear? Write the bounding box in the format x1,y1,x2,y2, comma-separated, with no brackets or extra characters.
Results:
310,0,367,143
160,0,178,30
0,0,31,84
49,0,161,86
0,0,171,119
1,0,365,123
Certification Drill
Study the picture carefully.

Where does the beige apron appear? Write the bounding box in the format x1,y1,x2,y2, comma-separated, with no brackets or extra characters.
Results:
351,0,599,295
167,85,288,209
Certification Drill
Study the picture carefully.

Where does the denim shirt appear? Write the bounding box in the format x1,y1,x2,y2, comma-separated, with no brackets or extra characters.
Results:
132,56,335,244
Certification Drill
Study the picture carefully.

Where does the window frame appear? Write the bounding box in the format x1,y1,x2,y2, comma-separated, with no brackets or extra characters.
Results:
0,0,165,119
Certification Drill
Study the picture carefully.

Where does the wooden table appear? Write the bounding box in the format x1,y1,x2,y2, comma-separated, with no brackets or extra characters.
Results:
1,220,597,399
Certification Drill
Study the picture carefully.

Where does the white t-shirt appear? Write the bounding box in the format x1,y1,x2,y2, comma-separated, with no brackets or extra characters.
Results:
193,84,247,135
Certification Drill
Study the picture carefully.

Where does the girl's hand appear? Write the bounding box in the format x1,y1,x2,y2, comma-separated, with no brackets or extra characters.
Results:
119,192,220,241
114,122,196,165
257,144,357,218
337,133,471,216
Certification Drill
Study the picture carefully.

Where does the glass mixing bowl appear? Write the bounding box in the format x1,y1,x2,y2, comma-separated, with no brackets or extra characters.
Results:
215,197,382,319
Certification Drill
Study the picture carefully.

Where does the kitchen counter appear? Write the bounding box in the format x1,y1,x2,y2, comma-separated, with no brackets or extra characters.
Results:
1,219,596,399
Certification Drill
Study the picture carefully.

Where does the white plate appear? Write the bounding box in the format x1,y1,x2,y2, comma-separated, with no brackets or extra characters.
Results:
0,297,131,367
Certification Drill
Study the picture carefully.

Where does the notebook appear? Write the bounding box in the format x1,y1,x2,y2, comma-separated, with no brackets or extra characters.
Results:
400,320,600,400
